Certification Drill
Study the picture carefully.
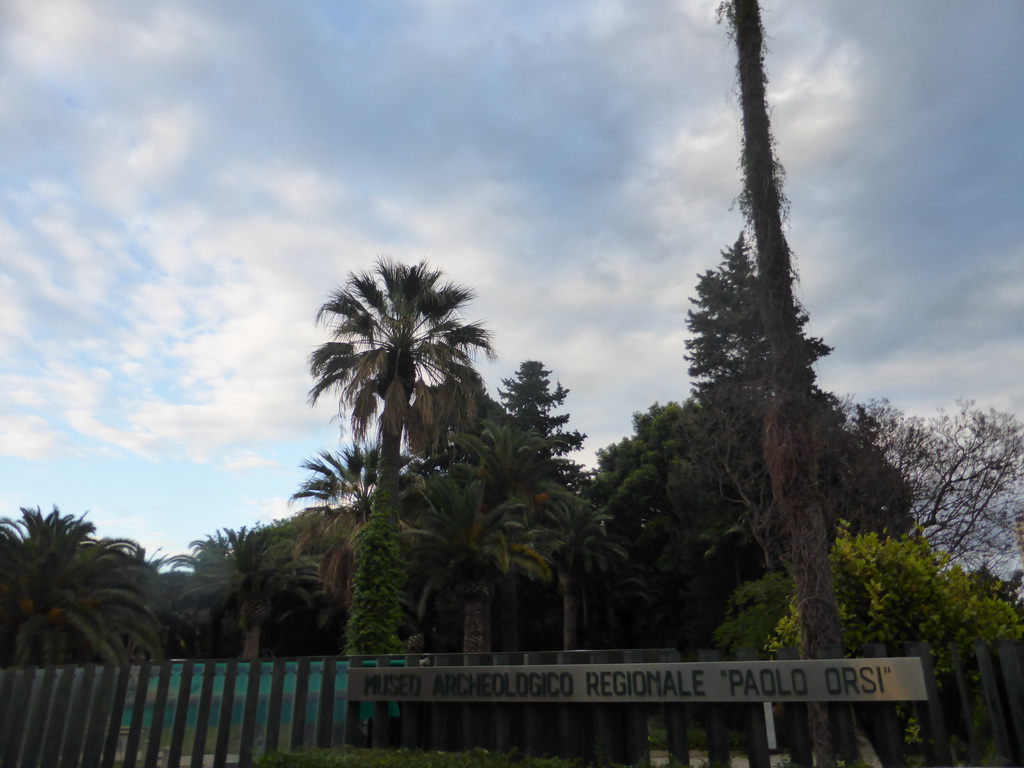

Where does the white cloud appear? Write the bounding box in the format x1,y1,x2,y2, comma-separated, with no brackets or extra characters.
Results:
0,414,65,460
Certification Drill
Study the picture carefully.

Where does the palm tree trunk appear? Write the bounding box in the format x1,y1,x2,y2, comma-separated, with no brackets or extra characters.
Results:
380,424,403,519
461,581,493,653
242,624,262,659
498,574,520,652
559,569,580,650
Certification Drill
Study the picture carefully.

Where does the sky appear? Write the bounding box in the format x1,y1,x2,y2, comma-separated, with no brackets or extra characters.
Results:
2,0,1023,558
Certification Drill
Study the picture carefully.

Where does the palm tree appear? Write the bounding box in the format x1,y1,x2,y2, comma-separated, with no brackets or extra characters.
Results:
0,506,161,666
453,420,566,651
454,420,564,511
542,501,628,650
290,445,380,612
405,477,551,652
291,445,381,521
307,258,496,513
174,527,318,659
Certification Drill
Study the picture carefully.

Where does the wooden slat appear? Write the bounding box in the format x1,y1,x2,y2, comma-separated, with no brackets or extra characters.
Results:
264,659,288,752
0,669,14,738
189,661,218,768
316,657,338,749
122,663,153,768
166,661,196,768
292,657,313,750
0,667,35,768
998,640,1024,765
143,661,174,768
776,648,812,768
213,660,239,768
19,665,56,768
39,665,77,767
61,664,98,767
237,660,265,768
92,663,127,768
906,641,952,767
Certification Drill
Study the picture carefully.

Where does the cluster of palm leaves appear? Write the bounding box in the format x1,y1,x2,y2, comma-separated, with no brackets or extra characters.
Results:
289,421,628,654
0,507,162,666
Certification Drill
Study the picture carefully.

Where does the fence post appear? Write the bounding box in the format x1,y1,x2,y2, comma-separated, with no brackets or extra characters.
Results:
428,654,455,752
399,654,422,749
699,649,730,767
371,657,393,749
492,653,514,753
521,652,549,756
820,644,858,766
592,651,626,765
460,653,489,750
906,641,952,767
737,648,771,768
861,644,903,768
776,648,812,768
658,648,689,766
997,640,1024,765
554,651,585,761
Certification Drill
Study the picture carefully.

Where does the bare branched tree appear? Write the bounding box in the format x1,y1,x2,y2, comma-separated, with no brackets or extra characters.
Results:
873,400,1024,570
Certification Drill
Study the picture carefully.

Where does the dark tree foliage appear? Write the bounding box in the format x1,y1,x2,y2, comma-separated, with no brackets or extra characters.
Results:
686,234,831,396
498,361,586,489
589,403,766,652
685,238,911,542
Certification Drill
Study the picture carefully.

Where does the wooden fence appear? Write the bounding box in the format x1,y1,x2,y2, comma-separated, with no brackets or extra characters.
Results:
1,642,1023,768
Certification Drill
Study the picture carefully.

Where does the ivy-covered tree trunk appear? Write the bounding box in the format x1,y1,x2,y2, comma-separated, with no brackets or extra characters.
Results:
344,493,406,656
725,0,842,762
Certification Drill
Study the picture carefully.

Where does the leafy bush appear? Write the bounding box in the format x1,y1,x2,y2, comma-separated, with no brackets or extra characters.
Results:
712,571,793,653
255,748,585,768
771,525,1023,676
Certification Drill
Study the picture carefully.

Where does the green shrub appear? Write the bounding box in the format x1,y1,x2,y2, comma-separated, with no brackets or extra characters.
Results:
771,525,1023,677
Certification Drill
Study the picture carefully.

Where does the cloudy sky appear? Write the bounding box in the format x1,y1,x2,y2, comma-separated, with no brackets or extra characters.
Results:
2,0,1022,557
